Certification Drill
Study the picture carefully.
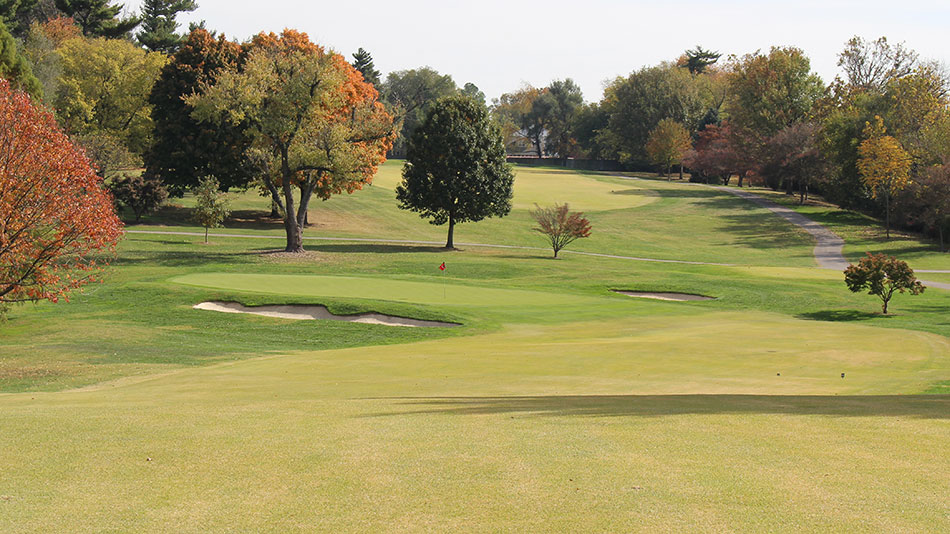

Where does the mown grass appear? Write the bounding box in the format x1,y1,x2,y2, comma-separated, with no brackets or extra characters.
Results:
0,164,948,532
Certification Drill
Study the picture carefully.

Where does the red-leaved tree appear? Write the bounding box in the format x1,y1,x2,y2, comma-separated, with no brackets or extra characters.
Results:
531,203,592,258
0,78,123,305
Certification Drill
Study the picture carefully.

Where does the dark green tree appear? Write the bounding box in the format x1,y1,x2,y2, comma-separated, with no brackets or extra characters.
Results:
351,47,379,86
544,78,584,157
461,82,485,104
54,0,139,38
600,64,704,163
396,95,513,249
382,66,457,157
0,0,38,34
0,19,42,98
683,46,721,74
136,0,197,53
144,28,252,196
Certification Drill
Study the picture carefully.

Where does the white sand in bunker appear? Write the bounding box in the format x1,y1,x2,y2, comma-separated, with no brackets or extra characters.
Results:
194,301,459,328
610,290,715,302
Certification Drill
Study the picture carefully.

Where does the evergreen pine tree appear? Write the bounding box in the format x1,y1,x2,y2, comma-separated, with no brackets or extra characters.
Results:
136,0,197,53
0,19,42,98
54,0,140,38
351,47,380,86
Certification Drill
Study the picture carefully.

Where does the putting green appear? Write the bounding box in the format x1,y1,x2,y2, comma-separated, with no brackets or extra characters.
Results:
171,273,610,310
369,162,655,212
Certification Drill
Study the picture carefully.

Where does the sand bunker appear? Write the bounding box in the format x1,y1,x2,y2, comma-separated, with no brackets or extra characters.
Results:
611,290,715,302
194,301,459,328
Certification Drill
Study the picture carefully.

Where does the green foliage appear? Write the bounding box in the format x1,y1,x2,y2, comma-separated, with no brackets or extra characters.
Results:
645,118,691,178
844,252,924,314
600,64,704,163
461,82,485,104
74,131,136,177
0,18,41,98
191,175,230,242
382,66,458,157
726,47,825,138
109,172,168,222
19,20,61,104
136,0,197,53
54,0,139,38
145,28,252,195
397,95,514,248
350,47,379,86
683,45,720,74
0,0,38,35
55,36,167,155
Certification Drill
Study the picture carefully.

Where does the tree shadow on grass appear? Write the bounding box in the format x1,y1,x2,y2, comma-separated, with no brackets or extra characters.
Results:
797,310,884,322
136,205,284,231
364,394,949,419
311,243,448,254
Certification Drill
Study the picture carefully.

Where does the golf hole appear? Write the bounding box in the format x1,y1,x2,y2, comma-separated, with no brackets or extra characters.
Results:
610,290,716,302
194,301,460,328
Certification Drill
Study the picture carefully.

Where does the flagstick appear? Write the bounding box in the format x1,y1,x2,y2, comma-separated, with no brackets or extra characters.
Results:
442,263,446,299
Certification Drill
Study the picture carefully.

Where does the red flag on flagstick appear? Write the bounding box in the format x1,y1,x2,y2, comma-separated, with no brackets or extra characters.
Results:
438,262,446,271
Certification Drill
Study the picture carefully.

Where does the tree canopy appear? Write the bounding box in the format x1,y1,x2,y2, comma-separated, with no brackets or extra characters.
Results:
136,0,197,53
145,28,251,195
351,47,379,86
0,78,122,304
55,36,167,155
397,95,513,249
189,29,395,252
0,18,42,98
54,0,139,38
381,66,457,157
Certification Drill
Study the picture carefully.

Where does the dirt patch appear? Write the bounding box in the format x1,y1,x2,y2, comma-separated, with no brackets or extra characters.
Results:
194,301,459,328
610,290,715,302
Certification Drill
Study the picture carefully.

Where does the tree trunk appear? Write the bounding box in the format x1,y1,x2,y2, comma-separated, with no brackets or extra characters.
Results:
204,227,208,243
737,172,745,188
678,163,683,181
882,298,889,315
940,225,945,253
280,150,304,253
885,193,891,239
445,214,455,249
666,163,672,181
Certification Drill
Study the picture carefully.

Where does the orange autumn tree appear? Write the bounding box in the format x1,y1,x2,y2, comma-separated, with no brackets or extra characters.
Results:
188,29,395,252
0,78,122,305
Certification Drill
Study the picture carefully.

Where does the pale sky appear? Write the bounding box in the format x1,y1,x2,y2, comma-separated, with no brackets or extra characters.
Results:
125,0,950,103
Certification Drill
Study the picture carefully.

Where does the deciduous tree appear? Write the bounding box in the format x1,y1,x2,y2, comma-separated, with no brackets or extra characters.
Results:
844,253,924,314
189,29,395,252
191,175,229,242
0,78,122,305
857,116,911,238
381,66,457,157
906,164,950,251
531,203,592,258
600,64,703,163
838,36,918,93
56,36,167,155
726,47,825,139
145,28,251,195
645,118,691,180
396,95,513,249
109,173,167,222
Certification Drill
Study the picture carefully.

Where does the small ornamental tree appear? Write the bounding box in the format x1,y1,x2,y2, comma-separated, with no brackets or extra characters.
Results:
396,95,514,249
531,203,592,258
857,116,912,239
110,173,168,222
645,118,692,180
844,253,924,314
0,78,123,305
192,176,230,243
